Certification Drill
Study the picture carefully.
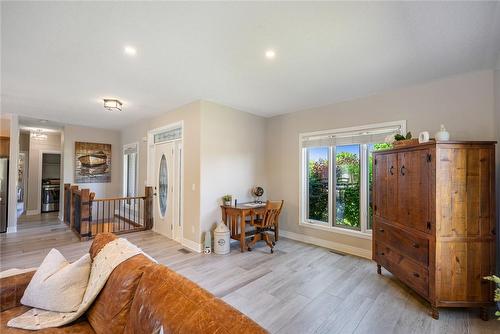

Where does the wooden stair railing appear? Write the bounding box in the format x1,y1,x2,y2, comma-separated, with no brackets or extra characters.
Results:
64,184,153,241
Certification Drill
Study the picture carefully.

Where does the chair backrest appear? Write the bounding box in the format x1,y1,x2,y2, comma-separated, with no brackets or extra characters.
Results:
260,200,284,228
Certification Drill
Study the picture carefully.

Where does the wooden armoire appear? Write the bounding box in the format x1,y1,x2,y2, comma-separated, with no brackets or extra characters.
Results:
372,141,496,320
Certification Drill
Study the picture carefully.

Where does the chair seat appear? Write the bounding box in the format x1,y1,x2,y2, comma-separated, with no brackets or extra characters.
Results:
0,306,95,334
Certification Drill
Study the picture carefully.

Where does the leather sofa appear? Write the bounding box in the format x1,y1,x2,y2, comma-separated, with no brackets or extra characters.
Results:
0,233,267,334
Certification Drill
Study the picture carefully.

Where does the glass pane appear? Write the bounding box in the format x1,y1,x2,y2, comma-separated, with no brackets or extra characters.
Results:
335,145,360,229
154,127,182,144
126,153,136,197
158,154,168,217
307,147,329,222
367,143,392,229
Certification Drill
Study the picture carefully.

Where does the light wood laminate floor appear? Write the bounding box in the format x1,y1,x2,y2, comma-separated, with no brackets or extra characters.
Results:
1,213,498,333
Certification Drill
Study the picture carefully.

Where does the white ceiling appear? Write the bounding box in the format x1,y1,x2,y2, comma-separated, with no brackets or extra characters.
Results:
2,1,500,129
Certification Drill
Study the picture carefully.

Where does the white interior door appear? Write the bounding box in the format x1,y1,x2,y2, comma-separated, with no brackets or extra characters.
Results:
154,142,175,238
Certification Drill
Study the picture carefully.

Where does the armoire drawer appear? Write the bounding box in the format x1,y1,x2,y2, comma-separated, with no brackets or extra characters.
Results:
375,242,429,298
374,219,429,266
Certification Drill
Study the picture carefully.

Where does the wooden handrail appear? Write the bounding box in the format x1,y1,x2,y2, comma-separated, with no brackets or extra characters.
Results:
92,195,146,202
63,185,154,240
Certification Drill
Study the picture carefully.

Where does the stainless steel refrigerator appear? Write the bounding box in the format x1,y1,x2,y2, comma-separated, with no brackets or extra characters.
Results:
0,157,8,233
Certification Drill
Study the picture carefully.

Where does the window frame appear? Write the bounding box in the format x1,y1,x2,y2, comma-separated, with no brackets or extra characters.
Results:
299,120,406,239
123,142,139,199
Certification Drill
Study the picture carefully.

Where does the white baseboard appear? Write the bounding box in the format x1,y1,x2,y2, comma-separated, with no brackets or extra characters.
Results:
181,238,202,253
280,230,372,259
6,225,17,233
26,210,40,216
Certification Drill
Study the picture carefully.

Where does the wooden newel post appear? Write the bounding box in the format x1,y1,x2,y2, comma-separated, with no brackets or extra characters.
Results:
80,189,91,240
144,186,153,230
69,185,79,229
63,184,71,225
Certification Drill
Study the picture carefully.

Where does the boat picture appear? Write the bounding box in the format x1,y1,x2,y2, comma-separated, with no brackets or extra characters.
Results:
78,151,107,168
75,142,111,183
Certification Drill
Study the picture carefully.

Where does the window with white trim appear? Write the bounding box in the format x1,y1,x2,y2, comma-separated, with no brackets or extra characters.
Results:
123,143,138,199
300,121,406,234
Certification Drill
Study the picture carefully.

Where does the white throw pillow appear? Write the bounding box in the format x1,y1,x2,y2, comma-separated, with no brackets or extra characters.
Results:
21,249,91,312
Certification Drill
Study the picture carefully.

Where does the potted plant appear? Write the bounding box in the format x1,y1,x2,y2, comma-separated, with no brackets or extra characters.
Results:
391,131,419,147
222,195,232,206
483,275,500,320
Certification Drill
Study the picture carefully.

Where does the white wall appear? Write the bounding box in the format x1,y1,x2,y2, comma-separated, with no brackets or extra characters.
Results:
62,125,122,199
8,115,18,232
200,100,267,235
266,70,497,257
26,132,61,213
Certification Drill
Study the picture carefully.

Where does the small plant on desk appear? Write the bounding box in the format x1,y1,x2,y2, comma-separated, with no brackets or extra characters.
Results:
222,195,232,206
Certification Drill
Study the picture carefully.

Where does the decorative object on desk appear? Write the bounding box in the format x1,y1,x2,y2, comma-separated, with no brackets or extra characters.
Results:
483,275,500,319
418,131,430,143
252,186,264,203
392,131,418,147
75,142,111,183
222,194,232,206
203,231,212,254
214,222,230,255
435,124,450,141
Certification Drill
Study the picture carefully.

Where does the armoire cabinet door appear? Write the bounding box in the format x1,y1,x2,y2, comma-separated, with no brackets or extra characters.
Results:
397,149,431,234
373,153,398,222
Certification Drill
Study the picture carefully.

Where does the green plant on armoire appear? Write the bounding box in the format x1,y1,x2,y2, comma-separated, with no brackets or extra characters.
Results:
483,275,500,320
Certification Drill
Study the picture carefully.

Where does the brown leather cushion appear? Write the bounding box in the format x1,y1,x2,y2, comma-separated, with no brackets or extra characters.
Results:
0,306,95,334
89,233,117,260
124,264,267,334
86,253,154,334
0,271,36,312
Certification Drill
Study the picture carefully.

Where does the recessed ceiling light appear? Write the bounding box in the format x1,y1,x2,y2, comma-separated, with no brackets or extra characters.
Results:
265,49,276,59
124,45,137,56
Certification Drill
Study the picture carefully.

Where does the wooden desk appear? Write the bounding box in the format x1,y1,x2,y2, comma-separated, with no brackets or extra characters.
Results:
221,203,275,252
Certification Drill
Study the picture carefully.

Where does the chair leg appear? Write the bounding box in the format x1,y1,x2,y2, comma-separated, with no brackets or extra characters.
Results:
263,233,274,253
247,231,261,251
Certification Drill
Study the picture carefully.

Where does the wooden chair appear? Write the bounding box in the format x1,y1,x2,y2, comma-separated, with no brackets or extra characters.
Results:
247,200,283,253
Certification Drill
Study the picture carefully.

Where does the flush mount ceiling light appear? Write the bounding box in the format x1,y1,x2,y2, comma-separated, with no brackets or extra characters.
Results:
265,49,276,59
31,129,48,141
103,98,123,112
124,45,137,56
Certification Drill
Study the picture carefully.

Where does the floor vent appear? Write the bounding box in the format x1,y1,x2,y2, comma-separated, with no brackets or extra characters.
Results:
329,250,346,256
178,248,191,254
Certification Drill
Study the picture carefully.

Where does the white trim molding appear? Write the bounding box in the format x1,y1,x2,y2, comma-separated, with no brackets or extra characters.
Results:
181,238,202,253
280,229,372,259
299,221,372,240
37,149,62,214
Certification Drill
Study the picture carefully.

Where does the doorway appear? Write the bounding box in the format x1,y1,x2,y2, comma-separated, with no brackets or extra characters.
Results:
148,123,183,242
40,153,61,213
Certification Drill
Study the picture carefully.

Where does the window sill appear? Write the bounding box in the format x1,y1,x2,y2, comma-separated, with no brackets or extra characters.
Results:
299,221,372,240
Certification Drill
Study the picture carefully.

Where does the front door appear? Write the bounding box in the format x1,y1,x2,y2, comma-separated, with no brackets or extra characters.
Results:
154,142,175,238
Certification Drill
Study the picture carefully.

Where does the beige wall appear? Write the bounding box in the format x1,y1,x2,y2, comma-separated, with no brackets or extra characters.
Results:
266,70,497,257
26,132,61,213
121,101,202,245
62,125,122,199
200,100,267,235
0,117,10,137
494,64,500,272
120,100,267,247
